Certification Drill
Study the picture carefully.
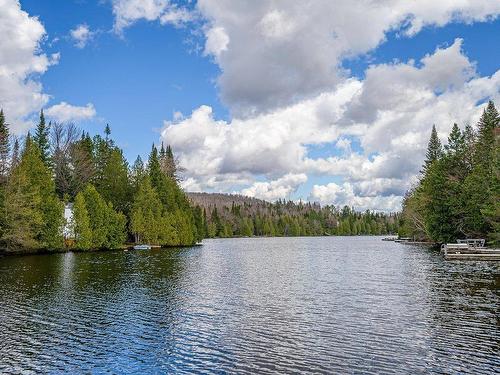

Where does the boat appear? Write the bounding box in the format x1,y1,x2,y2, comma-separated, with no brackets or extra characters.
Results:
133,244,152,250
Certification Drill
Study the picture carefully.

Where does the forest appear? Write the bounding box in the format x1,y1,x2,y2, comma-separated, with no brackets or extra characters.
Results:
399,100,499,246
7,99,493,254
189,192,400,237
0,110,203,253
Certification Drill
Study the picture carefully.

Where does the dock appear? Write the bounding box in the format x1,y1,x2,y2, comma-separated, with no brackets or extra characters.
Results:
441,240,500,261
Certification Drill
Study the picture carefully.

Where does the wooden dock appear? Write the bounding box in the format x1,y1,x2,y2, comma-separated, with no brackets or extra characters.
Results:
441,242,500,261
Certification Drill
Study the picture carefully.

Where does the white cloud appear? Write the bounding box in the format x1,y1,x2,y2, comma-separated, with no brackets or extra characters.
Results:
197,0,500,115
310,182,403,212
70,24,94,48
0,0,59,133
112,0,193,33
162,41,500,211
239,173,307,201
45,102,96,123
204,26,229,58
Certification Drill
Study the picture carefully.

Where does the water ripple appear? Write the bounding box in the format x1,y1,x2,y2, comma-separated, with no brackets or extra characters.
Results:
0,237,498,374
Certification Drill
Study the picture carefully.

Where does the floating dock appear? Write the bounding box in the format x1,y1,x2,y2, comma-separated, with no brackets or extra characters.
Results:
441,242,500,261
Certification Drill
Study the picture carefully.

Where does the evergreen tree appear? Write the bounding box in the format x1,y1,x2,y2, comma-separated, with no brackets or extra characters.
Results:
148,144,162,188
130,155,146,191
82,184,108,248
3,166,42,250
72,192,93,249
462,101,499,237
104,202,126,249
11,138,20,171
130,176,163,244
104,124,111,141
421,125,443,174
33,110,51,166
4,138,63,250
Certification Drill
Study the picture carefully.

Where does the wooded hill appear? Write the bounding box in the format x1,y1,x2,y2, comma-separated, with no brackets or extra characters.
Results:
188,192,400,238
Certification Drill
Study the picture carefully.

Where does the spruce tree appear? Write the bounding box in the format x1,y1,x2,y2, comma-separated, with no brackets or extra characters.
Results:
148,144,162,188
421,125,443,175
462,101,500,237
130,176,163,244
33,110,51,166
104,124,111,141
131,155,146,191
4,138,63,250
11,138,20,171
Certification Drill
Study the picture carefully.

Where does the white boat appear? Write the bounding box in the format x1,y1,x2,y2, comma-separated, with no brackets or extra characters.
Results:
133,244,152,250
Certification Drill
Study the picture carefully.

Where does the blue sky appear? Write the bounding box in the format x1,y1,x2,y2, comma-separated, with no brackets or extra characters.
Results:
2,1,499,210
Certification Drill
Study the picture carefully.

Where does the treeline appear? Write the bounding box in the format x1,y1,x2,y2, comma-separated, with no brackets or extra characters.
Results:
189,193,400,237
0,110,203,253
399,101,499,245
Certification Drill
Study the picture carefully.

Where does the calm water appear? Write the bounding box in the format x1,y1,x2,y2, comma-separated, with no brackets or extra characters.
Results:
0,237,498,374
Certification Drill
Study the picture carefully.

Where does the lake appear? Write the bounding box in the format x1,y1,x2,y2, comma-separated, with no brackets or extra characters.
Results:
0,237,498,374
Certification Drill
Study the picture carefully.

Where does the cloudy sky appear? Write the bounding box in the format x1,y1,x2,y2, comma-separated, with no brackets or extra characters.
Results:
1,0,499,211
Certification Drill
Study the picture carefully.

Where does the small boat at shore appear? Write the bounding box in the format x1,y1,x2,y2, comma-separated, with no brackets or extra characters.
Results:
133,244,152,250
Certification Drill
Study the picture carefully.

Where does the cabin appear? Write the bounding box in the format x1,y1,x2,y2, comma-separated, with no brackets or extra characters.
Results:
63,203,74,239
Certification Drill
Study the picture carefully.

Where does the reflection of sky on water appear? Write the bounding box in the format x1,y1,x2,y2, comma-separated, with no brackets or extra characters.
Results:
0,238,498,373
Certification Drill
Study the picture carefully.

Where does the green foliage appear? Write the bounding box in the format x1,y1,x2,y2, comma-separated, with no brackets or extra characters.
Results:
401,101,500,245
72,192,93,250
421,124,443,174
130,176,163,244
195,200,398,239
81,184,126,249
3,137,63,250
131,144,198,246
92,133,131,213
0,113,198,252
33,110,51,166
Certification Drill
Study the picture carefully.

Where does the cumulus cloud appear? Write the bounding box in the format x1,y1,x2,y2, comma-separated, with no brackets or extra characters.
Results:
112,0,193,32
162,41,500,211
115,0,500,210
239,173,307,201
203,26,229,58
45,102,96,123
197,0,500,115
70,24,94,48
0,0,59,133
310,182,403,212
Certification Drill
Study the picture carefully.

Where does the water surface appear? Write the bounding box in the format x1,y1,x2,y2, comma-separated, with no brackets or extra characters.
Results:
0,237,498,373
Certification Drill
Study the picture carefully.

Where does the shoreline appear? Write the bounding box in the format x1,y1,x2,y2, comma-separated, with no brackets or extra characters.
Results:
0,234,398,257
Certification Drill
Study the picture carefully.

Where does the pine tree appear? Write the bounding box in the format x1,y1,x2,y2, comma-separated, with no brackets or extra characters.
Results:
130,176,163,244
148,144,162,188
131,155,146,191
33,110,51,166
3,166,43,250
3,138,63,250
10,138,20,171
462,101,500,237
104,124,111,141
421,125,443,175
72,192,93,249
